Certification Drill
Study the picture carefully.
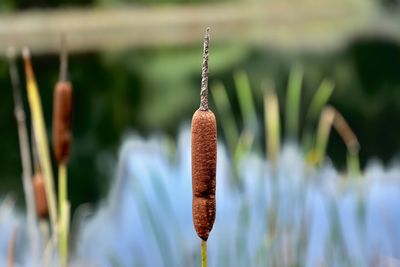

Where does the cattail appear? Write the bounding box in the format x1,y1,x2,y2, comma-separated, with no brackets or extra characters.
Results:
52,35,73,267
33,173,48,219
7,228,17,267
52,81,72,163
192,28,217,242
53,35,73,164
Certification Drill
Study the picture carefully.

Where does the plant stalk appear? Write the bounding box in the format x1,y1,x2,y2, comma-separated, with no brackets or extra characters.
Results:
22,47,58,231
201,241,207,267
58,163,69,267
7,48,39,261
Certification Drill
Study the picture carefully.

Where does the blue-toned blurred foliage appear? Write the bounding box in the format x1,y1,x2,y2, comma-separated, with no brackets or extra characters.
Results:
1,129,400,266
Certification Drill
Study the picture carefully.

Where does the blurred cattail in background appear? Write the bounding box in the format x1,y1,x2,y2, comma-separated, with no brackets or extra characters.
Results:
7,227,17,267
52,35,73,165
32,173,48,219
52,35,74,267
52,79,73,162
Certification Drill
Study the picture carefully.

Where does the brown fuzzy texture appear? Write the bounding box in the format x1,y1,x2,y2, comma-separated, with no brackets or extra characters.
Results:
7,228,17,267
52,81,73,163
33,173,48,219
191,109,217,241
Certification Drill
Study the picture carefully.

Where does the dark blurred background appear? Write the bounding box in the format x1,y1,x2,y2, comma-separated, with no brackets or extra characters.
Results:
0,0,400,211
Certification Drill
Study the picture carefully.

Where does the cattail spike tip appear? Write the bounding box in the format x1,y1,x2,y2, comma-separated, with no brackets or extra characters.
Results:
200,27,210,111
60,34,68,82
22,47,30,60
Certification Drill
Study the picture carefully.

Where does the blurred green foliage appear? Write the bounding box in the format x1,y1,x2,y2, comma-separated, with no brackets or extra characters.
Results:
0,0,14,10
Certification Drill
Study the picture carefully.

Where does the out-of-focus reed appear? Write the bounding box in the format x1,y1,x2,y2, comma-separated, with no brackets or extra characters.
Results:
6,47,39,263
22,48,58,231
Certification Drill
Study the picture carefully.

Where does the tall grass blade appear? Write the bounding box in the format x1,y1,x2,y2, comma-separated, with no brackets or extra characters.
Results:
332,110,360,176
313,105,360,171
233,70,258,132
233,130,254,164
211,81,239,154
22,48,58,230
263,81,281,167
7,47,39,260
285,65,303,140
303,78,334,153
305,79,335,123
313,106,335,166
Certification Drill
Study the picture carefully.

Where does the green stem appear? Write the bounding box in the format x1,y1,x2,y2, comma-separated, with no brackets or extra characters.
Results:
305,79,335,124
58,164,68,267
347,152,361,178
23,48,58,230
58,165,66,220
201,241,207,267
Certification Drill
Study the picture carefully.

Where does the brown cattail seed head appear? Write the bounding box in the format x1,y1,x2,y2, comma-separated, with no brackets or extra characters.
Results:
33,173,48,219
52,81,73,163
191,109,217,241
